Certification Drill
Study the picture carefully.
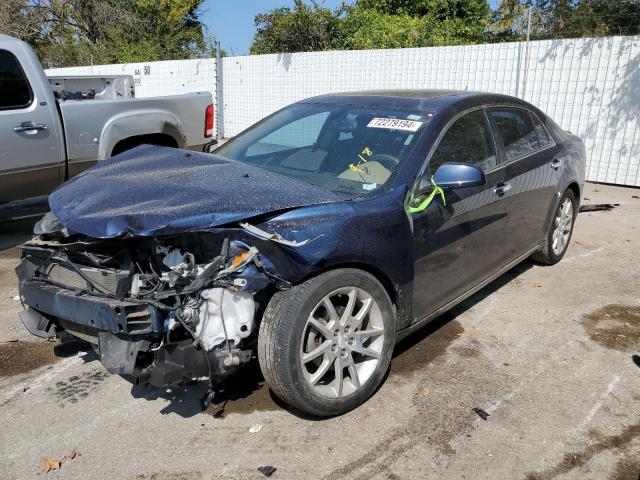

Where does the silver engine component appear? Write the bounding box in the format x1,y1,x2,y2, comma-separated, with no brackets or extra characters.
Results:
194,288,256,351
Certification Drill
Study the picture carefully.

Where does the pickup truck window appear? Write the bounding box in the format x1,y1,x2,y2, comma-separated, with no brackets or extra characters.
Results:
0,49,33,110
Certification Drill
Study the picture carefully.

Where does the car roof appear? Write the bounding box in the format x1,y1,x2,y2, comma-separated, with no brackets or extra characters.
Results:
299,89,530,112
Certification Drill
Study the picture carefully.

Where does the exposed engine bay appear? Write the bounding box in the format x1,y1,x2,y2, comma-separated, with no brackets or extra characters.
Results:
16,225,292,404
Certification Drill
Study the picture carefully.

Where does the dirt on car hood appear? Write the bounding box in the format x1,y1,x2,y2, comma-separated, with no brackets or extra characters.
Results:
49,145,346,238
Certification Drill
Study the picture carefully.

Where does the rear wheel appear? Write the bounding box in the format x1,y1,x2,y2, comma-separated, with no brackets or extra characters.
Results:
258,269,395,417
532,189,577,265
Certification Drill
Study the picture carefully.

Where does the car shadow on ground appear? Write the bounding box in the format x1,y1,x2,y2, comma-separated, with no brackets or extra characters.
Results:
0,218,38,251
129,361,291,418
130,260,535,420
393,260,534,359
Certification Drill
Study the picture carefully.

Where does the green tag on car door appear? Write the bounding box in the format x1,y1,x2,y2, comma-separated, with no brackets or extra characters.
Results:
409,176,446,214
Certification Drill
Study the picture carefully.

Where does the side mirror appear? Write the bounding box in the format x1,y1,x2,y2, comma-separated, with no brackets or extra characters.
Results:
431,162,486,190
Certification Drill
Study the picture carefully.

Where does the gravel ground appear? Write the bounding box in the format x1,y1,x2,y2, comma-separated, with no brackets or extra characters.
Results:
0,182,638,480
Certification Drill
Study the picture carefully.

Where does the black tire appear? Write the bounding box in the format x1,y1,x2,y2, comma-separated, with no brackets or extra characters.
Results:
258,268,396,417
531,189,577,265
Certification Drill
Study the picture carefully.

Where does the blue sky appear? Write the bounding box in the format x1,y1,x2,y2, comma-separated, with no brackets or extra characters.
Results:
201,0,500,56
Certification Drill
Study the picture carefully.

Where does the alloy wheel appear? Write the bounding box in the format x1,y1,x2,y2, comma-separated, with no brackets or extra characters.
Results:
300,287,385,398
552,197,574,255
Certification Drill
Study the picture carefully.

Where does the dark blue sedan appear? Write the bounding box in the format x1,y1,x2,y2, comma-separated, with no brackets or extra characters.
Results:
17,90,585,416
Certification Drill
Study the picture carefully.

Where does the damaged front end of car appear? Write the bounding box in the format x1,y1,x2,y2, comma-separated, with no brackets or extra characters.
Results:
16,217,293,402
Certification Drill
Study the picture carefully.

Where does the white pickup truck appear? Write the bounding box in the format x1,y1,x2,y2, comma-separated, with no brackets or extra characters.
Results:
0,35,215,223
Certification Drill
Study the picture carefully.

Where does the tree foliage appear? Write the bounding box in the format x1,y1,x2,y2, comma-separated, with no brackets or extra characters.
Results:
338,0,492,50
251,0,493,54
251,0,640,54
0,0,214,67
251,0,342,54
493,0,640,40
533,0,640,38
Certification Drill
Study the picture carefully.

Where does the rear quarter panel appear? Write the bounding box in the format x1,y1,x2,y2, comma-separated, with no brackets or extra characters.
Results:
541,121,586,233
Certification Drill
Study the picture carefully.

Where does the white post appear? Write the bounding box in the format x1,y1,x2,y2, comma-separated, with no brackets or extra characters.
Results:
522,8,533,98
215,41,224,139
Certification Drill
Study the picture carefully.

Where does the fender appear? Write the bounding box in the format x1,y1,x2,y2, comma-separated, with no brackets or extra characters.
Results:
98,109,186,160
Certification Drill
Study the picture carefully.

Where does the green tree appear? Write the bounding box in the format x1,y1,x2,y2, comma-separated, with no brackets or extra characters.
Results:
534,0,640,38
250,0,341,54
0,0,212,67
492,0,640,40
490,0,530,40
251,0,494,54
114,0,210,63
338,0,492,49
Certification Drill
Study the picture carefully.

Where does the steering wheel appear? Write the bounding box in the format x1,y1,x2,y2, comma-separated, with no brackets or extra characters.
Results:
369,153,400,170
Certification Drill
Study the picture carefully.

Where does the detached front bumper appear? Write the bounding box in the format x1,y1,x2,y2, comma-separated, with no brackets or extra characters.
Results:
17,276,164,382
19,279,161,337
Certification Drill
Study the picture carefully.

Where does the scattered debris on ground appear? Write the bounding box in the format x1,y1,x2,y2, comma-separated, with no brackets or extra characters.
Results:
249,424,263,434
258,465,277,477
1,338,18,344
532,283,543,288
66,450,81,460
579,203,620,212
41,459,61,473
472,408,490,421
41,450,80,473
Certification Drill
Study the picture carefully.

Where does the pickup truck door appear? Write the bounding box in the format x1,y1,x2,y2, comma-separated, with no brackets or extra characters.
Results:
0,46,63,206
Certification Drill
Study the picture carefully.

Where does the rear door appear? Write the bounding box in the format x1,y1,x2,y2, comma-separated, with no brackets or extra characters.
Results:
411,109,511,321
486,107,559,259
0,46,62,205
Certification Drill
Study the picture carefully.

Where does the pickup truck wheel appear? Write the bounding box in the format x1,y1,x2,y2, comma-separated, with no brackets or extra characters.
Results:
532,189,577,265
258,269,395,417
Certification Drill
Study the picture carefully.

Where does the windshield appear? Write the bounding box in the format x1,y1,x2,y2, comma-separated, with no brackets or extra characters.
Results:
216,103,431,195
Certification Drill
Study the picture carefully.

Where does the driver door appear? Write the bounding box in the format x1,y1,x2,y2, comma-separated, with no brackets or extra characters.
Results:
411,109,511,321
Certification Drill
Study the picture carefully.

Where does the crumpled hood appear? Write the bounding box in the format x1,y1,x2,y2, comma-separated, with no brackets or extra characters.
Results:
49,145,346,238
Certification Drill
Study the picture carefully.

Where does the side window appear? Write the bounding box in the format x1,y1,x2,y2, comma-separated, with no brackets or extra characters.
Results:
0,50,32,110
530,112,553,148
429,110,496,173
246,111,330,156
488,108,547,162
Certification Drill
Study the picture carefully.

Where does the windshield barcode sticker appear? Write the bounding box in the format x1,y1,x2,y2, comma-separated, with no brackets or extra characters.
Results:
367,118,423,132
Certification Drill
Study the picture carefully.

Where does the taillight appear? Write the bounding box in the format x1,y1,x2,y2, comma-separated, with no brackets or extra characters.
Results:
204,103,214,138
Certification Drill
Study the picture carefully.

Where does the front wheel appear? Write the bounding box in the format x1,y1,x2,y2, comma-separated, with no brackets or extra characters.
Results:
258,269,395,417
532,189,577,265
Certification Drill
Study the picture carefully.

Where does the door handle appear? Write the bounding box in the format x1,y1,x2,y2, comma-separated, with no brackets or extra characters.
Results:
14,122,48,133
493,182,512,196
550,159,563,170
